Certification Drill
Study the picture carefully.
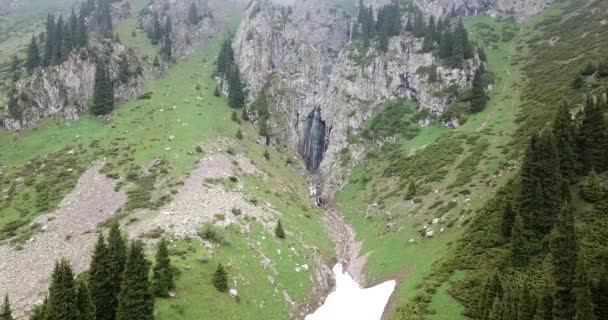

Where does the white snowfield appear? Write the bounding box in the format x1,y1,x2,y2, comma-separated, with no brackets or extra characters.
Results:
306,264,396,320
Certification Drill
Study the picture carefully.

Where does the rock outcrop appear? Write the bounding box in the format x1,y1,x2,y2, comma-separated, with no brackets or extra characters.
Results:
232,0,480,196
2,40,144,130
414,0,554,20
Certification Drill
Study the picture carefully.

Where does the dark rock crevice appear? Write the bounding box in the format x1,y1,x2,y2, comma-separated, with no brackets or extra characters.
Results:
300,108,327,171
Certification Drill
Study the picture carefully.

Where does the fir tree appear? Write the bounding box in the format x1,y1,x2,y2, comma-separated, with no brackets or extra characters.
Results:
213,85,221,96
517,281,535,320
450,19,466,67
98,0,113,39
92,61,114,116
228,66,245,108
0,295,13,320
231,111,238,122
405,178,416,200
29,303,46,320
241,106,249,121
213,263,228,292
43,14,56,67
550,203,577,320
476,271,502,320
52,15,64,66
470,67,488,113
275,220,285,239
439,28,453,60
153,55,160,67
552,101,578,182
578,97,608,173
45,259,79,320
574,258,596,320
116,241,154,320
510,215,528,267
77,5,88,47
152,238,174,297
76,280,95,320
595,271,608,320
89,234,114,320
236,129,243,140
500,202,516,242
263,148,270,160
535,285,554,320
107,223,127,316
580,170,605,203
188,1,199,25
26,36,40,74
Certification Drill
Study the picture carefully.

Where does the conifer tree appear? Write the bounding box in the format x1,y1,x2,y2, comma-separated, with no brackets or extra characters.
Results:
0,295,13,320
45,259,79,320
153,55,160,67
241,106,249,121
439,28,453,60
580,170,605,203
43,14,56,67
595,268,608,320
574,258,596,320
98,0,113,39
275,220,285,239
550,203,577,320
76,280,95,320
405,179,417,200
52,15,64,66
534,285,554,320
228,66,245,108
77,5,88,47
26,36,41,74
553,101,578,182
231,111,238,122
470,67,488,113
107,223,127,315
92,61,114,116
578,97,608,173
236,129,243,140
517,281,535,320
152,238,174,297
89,234,114,320
476,271,502,319
213,263,228,292
213,85,220,96
116,241,154,320
510,215,528,267
188,1,199,25
500,202,515,242
29,303,46,320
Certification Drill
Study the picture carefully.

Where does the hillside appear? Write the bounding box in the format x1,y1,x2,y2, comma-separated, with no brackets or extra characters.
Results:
0,0,607,320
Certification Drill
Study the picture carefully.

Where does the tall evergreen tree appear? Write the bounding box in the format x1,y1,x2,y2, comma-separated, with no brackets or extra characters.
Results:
450,19,466,67
517,281,535,320
152,238,174,297
595,270,608,320
98,0,113,39
26,36,41,74
470,67,488,113
476,271,503,320
228,66,245,108
107,223,127,316
535,284,554,320
43,14,56,67
275,220,285,239
116,241,154,320
510,215,528,267
553,101,578,181
77,5,88,47
0,295,13,320
92,61,114,115
52,15,64,65
89,234,114,320
574,258,596,320
44,259,79,320
550,203,577,320
500,202,516,242
188,1,199,25
578,97,608,173
76,280,95,320
212,263,228,292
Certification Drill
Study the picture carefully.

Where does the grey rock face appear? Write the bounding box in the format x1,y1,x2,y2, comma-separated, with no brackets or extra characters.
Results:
2,41,144,131
233,0,480,196
414,0,553,19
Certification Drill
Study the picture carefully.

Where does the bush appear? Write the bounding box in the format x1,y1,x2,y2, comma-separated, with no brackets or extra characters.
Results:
198,223,229,246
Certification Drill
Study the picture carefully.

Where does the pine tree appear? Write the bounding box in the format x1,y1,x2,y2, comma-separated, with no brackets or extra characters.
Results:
500,202,516,242
150,14,162,45
52,15,64,66
510,214,528,267
29,303,46,320
580,170,606,203
152,238,174,297
595,271,608,320
236,129,243,140
0,295,13,320
439,28,453,60
77,5,88,47
26,36,40,74
231,111,238,122
98,0,113,39
405,178,417,200
213,263,228,292
65,9,78,55
478,47,487,62
470,67,488,113
213,85,221,96
578,97,608,173
76,280,95,320
228,66,245,108
534,285,554,320
275,220,285,239
116,241,154,320
107,223,127,316
45,259,80,320
43,14,56,67
517,281,535,320
153,55,160,67
476,271,503,320
92,61,114,116
89,234,114,320
263,148,270,160
550,203,577,320
553,101,578,182
188,1,199,25
574,257,596,320
450,19,466,67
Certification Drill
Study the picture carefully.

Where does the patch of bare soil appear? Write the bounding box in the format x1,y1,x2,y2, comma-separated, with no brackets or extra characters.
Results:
128,152,275,238
0,164,126,318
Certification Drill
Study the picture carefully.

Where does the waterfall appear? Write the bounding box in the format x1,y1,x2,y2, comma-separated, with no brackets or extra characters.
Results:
302,108,326,171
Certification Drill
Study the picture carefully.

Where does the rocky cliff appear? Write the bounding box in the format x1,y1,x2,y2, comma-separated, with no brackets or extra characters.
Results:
414,0,553,19
232,0,481,197
138,0,249,59
2,40,144,130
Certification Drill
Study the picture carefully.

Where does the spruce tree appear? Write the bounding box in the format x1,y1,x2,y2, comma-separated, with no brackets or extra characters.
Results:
52,15,64,66
89,234,114,320
595,270,608,320
29,303,46,320
470,67,488,113
236,129,243,140
153,55,160,67
580,170,605,203
76,280,95,320
45,259,79,320
517,281,535,320
231,110,238,122
550,203,577,320
476,271,502,319
26,36,41,74
0,295,13,320
552,101,577,182
116,241,154,320
405,179,417,200
275,220,285,239
510,214,528,267
152,238,174,297
574,257,596,320
92,61,114,116
500,202,515,242
107,223,127,316
98,0,113,39
241,106,249,121
213,85,221,96
212,263,228,292
450,19,466,67
578,97,608,173
534,285,554,320
43,14,56,67
188,1,199,25
228,66,245,108
77,5,88,47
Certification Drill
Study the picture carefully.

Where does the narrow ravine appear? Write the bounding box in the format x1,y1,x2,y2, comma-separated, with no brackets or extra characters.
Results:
306,177,396,320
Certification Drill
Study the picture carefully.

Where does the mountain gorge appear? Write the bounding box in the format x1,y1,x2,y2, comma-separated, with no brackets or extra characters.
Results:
1,0,608,319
